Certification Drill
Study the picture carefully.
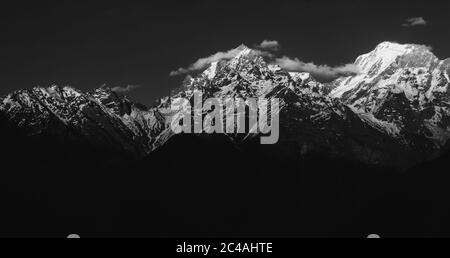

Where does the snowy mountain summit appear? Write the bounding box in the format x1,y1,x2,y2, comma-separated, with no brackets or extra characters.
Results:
1,42,449,169
329,42,450,148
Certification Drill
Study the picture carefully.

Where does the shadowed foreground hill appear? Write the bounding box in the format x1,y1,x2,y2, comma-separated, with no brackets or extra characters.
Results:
1,121,449,237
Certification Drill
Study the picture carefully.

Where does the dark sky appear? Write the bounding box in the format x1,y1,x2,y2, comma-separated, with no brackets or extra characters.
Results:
1,0,449,105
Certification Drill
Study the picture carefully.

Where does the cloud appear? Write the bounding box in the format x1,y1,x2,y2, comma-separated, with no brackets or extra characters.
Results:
169,42,277,76
257,40,280,51
170,46,249,76
169,39,359,82
111,85,140,93
274,56,361,82
403,17,427,27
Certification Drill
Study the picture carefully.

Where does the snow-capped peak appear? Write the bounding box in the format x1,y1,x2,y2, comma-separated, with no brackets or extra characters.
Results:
355,42,412,74
376,41,409,50
329,42,450,148
234,44,253,59
42,85,82,99
354,42,436,75
2,41,449,169
229,45,254,66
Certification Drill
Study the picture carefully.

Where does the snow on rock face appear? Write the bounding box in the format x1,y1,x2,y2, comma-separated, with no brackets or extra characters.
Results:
203,61,219,80
165,45,421,168
328,42,450,148
0,86,167,158
355,42,412,75
1,42,449,168
289,72,311,82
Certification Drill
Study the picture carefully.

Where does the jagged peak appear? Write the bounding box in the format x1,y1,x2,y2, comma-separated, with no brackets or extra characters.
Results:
1,85,83,102
91,86,127,101
92,86,132,102
194,45,255,80
234,44,253,58
197,45,269,81
41,85,82,98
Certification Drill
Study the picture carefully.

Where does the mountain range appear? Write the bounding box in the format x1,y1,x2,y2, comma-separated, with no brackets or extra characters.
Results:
1,42,449,169
2,41,450,237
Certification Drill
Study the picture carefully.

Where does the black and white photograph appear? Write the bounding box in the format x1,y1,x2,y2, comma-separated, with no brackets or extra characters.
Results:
1,0,450,243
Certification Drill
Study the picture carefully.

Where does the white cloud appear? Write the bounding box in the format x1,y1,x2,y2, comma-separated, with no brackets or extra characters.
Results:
170,40,358,82
111,85,140,93
170,46,248,76
403,17,427,27
169,42,277,76
257,40,280,51
274,56,361,82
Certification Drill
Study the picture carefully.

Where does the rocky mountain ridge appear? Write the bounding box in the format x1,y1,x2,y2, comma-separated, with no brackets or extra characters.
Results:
1,42,449,169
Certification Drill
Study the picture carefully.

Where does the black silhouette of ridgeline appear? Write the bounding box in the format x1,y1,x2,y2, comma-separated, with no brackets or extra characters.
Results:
1,114,450,237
